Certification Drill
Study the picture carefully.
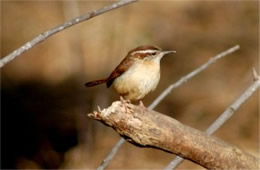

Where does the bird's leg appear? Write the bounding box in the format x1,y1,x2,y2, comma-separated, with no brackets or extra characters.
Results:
139,100,147,114
139,100,145,108
120,96,131,103
120,96,130,113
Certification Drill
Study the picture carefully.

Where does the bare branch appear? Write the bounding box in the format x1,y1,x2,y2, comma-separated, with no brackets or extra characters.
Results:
165,71,260,170
97,138,125,170
149,45,240,109
206,73,260,135
0,0,137,68
96,45,240,169
88,101,259,169
253,68,259,81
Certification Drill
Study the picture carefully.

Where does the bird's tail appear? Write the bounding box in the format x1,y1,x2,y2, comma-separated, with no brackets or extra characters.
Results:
85,78,107,87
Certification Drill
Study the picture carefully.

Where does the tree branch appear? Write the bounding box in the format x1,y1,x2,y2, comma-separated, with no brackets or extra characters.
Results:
149,45,240,109
88,101,259,169
0,0,137,68
97,45,240,169
165,69,260,169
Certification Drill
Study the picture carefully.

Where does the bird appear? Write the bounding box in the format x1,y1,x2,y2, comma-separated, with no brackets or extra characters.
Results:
85,45,176,102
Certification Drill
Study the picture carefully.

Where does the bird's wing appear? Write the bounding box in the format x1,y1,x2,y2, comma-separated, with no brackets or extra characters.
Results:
106,56,135,88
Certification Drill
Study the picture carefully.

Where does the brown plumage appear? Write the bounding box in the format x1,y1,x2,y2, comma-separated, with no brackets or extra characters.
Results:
85,45,175,101
85,78,107,87
85,45,162,88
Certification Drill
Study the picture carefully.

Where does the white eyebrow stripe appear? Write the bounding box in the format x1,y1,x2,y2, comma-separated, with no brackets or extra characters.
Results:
131,50,159,55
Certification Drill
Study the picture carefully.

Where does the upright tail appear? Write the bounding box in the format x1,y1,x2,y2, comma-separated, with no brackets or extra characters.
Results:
85,78,107,87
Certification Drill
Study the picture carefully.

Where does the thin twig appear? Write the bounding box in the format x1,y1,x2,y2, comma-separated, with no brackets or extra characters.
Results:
0,0,137,68
97,45,240,170
97,138,125,170
206,74,259,135
149,45,240,109
165,70,260,170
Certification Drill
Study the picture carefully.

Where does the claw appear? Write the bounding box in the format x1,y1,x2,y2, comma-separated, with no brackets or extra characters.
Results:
120,96,124,102
139,100,145,108
120,96,130,103
139,100,147,114
120,96,129,113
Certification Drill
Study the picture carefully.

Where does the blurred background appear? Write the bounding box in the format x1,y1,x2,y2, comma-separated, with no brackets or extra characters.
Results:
1,1,259,169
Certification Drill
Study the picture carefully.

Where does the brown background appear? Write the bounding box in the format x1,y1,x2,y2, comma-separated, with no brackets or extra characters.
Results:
1,1,259,169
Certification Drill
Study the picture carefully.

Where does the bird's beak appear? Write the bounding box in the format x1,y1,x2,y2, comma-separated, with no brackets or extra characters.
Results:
162,50,176,55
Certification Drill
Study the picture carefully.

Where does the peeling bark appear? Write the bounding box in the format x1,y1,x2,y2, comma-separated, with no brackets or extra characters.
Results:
88,101,259,169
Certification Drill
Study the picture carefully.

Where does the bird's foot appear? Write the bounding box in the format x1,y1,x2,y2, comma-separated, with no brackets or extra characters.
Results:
120,96,130,113
139,100,145,108
120,96,130,103
139,100,147,114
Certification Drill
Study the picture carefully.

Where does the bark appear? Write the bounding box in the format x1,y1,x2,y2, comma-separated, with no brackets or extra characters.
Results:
88,100,259,169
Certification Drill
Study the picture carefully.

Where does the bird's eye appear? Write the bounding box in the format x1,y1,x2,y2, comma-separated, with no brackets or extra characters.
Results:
151,52,156,55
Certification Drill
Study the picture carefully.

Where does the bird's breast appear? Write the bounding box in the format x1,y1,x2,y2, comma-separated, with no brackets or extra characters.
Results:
113,60,161,101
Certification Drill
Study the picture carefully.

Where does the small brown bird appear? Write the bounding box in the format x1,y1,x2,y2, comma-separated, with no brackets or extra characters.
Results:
85,45,175,101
